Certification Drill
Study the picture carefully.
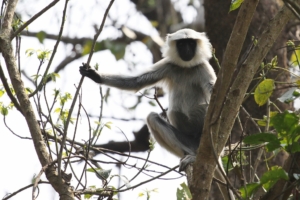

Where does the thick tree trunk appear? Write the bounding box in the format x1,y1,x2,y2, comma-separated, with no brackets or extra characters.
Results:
204,0,293,199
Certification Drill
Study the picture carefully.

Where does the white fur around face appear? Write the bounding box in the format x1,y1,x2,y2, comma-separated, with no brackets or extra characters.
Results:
162,29,212,68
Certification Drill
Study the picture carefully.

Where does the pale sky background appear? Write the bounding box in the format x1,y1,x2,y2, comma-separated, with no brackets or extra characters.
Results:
0,0,203,199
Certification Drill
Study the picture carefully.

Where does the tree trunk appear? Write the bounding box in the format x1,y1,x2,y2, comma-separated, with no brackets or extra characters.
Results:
204,0,294,199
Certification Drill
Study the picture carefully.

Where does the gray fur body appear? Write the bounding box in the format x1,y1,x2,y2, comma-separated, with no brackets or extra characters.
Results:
80,29,217,166
80,28,234,199
99,57,215,159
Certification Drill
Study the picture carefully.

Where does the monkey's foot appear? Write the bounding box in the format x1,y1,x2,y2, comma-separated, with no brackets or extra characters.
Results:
179,155,196,171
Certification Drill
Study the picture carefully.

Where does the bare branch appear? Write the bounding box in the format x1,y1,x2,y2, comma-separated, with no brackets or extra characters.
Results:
0,0,75,199
11,0,60,39
0,63,23,114
59,0,115,180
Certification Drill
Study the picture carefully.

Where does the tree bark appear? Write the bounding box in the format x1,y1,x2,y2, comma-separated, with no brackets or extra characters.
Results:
192,1,296,199
0,1,74,199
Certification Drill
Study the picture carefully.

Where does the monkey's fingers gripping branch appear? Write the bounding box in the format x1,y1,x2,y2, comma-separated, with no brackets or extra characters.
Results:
79,63,102,83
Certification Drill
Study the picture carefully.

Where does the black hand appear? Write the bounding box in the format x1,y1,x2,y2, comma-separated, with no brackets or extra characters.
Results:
79,63,102,83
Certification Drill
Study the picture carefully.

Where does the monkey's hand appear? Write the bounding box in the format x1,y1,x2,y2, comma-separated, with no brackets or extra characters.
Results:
79,63,102,83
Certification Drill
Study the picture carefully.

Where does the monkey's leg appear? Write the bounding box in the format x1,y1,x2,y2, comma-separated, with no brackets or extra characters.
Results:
147,112,197,169
147,112,185,157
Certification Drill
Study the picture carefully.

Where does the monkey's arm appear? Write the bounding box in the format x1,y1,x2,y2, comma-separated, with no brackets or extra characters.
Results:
198,61,217,94
79,60,171,91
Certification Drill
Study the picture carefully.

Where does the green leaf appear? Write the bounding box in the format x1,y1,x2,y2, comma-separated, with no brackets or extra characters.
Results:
84,193,92,199
293,89,300,97
222,155,233,172
104,40,126,60
25,87,33,94
0,90,5,97
104,122,112,129
271,111,299,135
59,92,72,106
96,169,112,180
254,79,274,106
260,166,288,191
176,182,192,200
94,121,101,125
290,46,300,67
36,31,46,44
271,56,278,67
149,139,155,151
265,140,281,152
239,182,260,199
243,133,278,145
48,73,60,82
138,192,144,197
37,49,52,60
230,0,244,12
86,168,102,172
0,106,8,116
54,107,61,113
148,101,156,106
25,48,35,57
82,40,93,55
94,41,105,52
287,40,295,48
289,142,300,153
53,89,60,96
243,133,281,151
257,119,267,126
94,63,99,71
86,168,112,181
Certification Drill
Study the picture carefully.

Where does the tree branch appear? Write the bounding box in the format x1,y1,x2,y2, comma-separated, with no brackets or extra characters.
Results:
0,0,74,199
192,1,296,199
0,63,23,114
11,0,60,39
192,0,260,198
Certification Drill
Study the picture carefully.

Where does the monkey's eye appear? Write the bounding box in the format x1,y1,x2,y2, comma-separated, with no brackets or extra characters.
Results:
176,39,196,48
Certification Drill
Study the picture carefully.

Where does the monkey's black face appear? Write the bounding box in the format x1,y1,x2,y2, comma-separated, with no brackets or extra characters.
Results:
176,39,197,61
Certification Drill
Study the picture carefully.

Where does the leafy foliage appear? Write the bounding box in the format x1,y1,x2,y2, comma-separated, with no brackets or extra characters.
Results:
176,182,192,200
25,48,52,61
254,79,274,106
82,40,126,60
244,111,300,153
240,166,288,199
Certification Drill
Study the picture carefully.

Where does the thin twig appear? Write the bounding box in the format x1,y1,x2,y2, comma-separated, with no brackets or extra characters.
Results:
2,182,50,200
209,127,242,199
28,0,68,98
59,0,115,179
0,64,23,114
11,0,60,39
47,0,70,179
3,116,32,139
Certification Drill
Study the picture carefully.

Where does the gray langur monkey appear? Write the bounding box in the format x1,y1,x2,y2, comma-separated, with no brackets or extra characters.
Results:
80,29,234,200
